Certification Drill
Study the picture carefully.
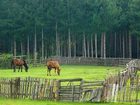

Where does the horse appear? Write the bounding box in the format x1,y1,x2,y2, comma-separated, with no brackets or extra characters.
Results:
46,60,61,76
11,58,29,72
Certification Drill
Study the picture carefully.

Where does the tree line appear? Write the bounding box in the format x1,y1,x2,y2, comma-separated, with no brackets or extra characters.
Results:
0,0,140,62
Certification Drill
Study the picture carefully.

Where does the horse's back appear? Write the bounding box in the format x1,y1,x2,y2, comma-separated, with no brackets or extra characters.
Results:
12,58,24,65
47,60,60,68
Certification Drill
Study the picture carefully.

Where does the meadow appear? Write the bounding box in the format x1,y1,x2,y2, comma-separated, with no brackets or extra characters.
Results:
0,65,136,105
0,65,123,81
0,98,139,105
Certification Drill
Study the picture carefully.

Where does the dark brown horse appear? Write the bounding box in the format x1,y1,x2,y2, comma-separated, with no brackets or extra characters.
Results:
11,58,28,72
46,60,61,76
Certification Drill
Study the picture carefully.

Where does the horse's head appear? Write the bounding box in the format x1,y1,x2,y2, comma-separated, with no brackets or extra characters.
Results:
57,68,61,76
25,65,29,72
23,60,29,72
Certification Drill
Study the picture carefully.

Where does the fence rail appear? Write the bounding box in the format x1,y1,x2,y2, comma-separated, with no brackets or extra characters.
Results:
0,77,104,102
49,57,132,66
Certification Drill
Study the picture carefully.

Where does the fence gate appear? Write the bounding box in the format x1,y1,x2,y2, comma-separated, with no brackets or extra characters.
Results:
58,78,82,102
80,80,104,102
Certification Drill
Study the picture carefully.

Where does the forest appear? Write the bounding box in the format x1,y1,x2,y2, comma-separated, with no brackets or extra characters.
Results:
0,0,140,61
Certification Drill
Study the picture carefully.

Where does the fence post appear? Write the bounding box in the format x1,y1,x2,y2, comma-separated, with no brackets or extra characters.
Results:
55,80,60,101
10,79,13,98
72,85,75,102
136,75,139,103
79,80,84,101
15,77,20,98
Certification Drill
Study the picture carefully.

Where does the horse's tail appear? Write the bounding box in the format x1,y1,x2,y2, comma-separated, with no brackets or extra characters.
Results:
23,60,29,72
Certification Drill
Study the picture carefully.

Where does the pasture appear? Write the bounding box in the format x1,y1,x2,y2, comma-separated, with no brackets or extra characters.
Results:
0,98,138,105
0,65,123,81
0,65,132,105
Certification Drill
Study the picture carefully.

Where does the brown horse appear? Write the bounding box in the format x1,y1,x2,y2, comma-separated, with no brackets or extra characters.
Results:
11,58,29,72
46,60,61,76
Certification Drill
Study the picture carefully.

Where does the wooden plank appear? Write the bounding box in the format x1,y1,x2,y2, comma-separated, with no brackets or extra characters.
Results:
59,78,82,82
83,81,104,83
136,75,139,103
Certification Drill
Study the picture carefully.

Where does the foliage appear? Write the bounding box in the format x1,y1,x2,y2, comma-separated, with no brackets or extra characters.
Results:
0,53,12,69
0,0,140,57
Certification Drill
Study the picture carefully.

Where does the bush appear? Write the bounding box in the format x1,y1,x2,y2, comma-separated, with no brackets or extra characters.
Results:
0,54,12,69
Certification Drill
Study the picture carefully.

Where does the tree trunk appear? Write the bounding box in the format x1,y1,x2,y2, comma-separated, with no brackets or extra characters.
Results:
56,22,60,57
129,32,132,58
114,32,117,58
103,32,106,59
51,45,54,56
123,33,125,58
109,33,113,57
137,38,139,58
68,28,71,58
101,33,103,58
60,38,63,57
87,40,90,57
41,27,44,61
20,41,23,58
45,40,48,59
27,35,30,63
13,38,16,57
95,33,98,58
91,34,93,58
34,25,37,65
65,43,67,57
83,32,86,58
11,41,13,55
125,32,128,58
119,33,122,58
64,37,67,57
74,38,76,58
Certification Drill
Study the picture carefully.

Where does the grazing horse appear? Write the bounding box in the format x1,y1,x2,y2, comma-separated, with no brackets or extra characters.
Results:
46,60,61,76
11,58,28,72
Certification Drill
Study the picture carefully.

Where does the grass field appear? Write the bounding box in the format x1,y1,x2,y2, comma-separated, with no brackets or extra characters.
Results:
0,65,130,105
0,98,139,105
0,65,123,81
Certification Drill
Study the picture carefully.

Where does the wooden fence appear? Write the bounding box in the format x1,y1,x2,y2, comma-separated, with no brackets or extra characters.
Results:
0,77,60,100
0,77,105,102
101,59,140,102
48,57,131,66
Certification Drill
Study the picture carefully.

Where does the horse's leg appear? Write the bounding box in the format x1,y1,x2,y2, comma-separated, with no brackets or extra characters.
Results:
18,66,20,72
49,69,51,76
47,67,51,76
57,68,60,76
21,66,23,72
13,65,16,72
54,68,57,75
47,69,51,76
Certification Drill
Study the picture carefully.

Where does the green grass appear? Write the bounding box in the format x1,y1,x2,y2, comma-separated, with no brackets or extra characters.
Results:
0,98,139,105
0,65,127,105
0,65,123,81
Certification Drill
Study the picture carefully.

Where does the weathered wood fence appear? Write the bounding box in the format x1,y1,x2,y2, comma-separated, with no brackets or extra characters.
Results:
0,77,104,102
0,77,60,100
48,57,131,66
101,59,140,102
